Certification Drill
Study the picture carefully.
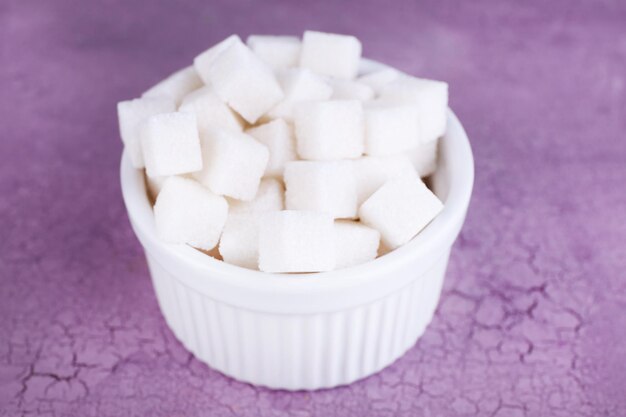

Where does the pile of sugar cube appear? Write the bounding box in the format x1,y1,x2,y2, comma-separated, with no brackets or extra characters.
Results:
118,31,447,273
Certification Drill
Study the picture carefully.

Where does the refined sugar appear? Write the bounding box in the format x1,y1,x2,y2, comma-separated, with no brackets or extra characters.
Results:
207,39,284,123
359,177,443,249
193,127,269,200
284,160,357,219
258,210,335,273
202,38,284,123
267,69,333,122
153,177,228,250
406,139,438,177
329,79,374,101
378,76,448,143
141,112,203,177
352,155,417,205
146,174,167,201
294,100,364,160
300,31,362,79
247,35,301,70
117,97,176,168
246,119,297,177
219,213,261,269
364,102,421,156
228,178,284,214
178,86,244,134
193,35,241,83
334,220,380,269
246,35,301,70
294,99,365,160
126,33,453,270
146,174,193,201
142,66,203,106
358,68,401,94
246,119,297,178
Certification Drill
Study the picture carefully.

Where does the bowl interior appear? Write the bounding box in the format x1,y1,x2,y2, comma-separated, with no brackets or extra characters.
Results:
120,59,474,295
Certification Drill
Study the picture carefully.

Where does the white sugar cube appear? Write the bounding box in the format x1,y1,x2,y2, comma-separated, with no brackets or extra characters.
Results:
193,127,269,201
334,221,380,269
358,68,401,94
359,177,443,249
300,31,362,79
353,155,418,205
117,97,176,168
246,119,297,177
246,35,301,70
146,174,193,201
141,112,203,177
146,174,167,201
142,66,203,106
154,177,228,250
228,178,284,214
284,160,357,219
219,213,261,269
258,210,335,273
294,100,364,160
407,139,438,177
179,86,244,134
364,103,421,156
329,79,375,101
201,38,284,123
379,76,448,143
193,35,241,83
267,69,333,122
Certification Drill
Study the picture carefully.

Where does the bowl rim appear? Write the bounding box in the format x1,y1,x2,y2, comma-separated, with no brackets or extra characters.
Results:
120,59,474,297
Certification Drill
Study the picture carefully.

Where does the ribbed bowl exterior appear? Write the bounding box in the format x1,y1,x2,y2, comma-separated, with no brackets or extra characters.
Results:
121,79,473,390
146,249,450,390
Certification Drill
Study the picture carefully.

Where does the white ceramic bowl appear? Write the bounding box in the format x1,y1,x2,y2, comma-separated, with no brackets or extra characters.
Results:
120,60,474,390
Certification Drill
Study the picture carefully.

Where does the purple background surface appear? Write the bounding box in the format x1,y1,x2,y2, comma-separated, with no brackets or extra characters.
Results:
1,0,626,416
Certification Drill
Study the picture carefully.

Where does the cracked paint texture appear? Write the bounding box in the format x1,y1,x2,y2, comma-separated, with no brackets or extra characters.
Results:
1,0,625,415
